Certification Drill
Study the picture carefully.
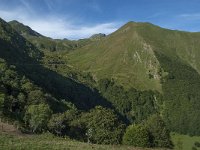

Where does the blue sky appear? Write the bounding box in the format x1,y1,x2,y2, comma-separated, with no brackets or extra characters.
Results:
0,0,200,39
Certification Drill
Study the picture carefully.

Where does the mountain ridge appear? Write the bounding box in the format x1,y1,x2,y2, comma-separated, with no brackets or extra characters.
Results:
9,20,43,37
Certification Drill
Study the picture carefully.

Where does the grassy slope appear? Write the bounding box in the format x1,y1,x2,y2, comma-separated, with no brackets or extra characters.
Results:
0,132,167,150
135,22,200,74
171,133,200,150
68,22,162,91
0,126,198,150
67,22,200,92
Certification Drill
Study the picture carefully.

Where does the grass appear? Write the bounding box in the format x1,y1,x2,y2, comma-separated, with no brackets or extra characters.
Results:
1,127,200,150
67,22,162,92
171,133,200,150
0,132,169,150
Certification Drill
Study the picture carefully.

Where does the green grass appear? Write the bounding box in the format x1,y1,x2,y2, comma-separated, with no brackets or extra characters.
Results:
171,133,200,150
0,132,167,150
67,22,162,91
1,131,200,150
67,22,200,92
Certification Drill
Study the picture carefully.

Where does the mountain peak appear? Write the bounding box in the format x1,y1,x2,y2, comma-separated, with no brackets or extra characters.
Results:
122,21,157,29
9,20,21,25
9,20,43,37
90,33,106,40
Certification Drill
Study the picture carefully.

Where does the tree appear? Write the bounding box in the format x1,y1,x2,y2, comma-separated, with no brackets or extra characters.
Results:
17,92,26,111
80,106,125,144
24,104,52,133
123,124,150,147
0,93,5,114
194,141,200,147
48,113,66,136
48,109,79,137
145,114,173,148
27,90,46,104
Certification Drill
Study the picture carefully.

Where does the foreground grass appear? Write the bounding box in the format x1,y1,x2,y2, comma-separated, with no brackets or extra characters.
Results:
0,132,168,150
171,133,200,150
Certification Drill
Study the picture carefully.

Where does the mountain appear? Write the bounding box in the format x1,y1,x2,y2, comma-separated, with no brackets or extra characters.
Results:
1,18,110,111
8,20,93,52
90,33,106,40
0,18,42,63
1,17,200,141
9,20,43,37
0,18,74,120
68,22,200,91
67,21,200,135
68,22,163,91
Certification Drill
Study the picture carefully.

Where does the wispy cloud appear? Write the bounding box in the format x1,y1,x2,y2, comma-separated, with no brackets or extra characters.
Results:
146,12,166,19
26,19,120,39
88,0,102,13
44,0,54,11
19,0,35,14
0,6,121,39
177,13,200,20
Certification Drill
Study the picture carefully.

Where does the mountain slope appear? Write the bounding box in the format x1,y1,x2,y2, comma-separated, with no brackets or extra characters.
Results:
0,18,42,63
0,18,112,112
134,22,200,74
68,22,162,91
68,22,200,91
9,20,43,37
2,18,200,136
67,22,200,135
8,20,93,52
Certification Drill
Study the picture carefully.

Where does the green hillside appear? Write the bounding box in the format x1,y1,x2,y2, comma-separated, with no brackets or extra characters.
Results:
0,132,168,150
67,22,200,91
171,133,200,150
66,21,200,135
1,17,200,149
68,22,162,91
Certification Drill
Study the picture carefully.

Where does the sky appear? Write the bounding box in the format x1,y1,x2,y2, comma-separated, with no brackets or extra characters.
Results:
0,0,200,39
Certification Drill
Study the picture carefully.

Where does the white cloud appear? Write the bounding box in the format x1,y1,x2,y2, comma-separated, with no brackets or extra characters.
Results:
0,9,26,21
24,18,119,39
0,8,121,39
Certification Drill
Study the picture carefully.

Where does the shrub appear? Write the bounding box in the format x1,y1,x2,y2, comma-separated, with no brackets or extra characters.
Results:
122,124,150,147
80,106,125,144
145,114,173,148
24,104,52,133
194,141,200,147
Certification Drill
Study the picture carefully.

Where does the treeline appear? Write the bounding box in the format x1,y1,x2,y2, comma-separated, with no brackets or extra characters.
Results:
156,52,200,135
98,78,163,123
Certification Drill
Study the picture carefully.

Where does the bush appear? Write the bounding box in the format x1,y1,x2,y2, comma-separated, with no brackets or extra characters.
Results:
194,141,200,147
122,124,150,147
48,109,81,138
24,104,52,133
80,106,125,144
48,113,66,136
192,146,197,150
145,114,173,148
